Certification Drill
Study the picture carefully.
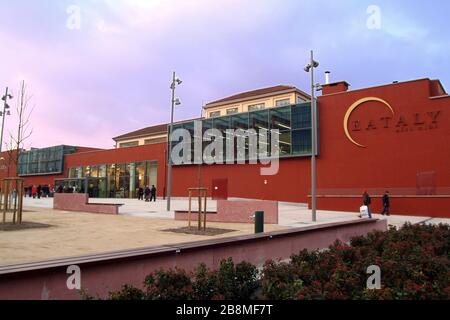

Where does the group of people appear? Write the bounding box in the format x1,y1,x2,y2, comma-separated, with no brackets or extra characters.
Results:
360,190,390,219
24,185,53,199
137,185,157,202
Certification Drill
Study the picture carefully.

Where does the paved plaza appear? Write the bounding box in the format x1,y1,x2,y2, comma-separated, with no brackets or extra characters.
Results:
0,197,447,266
22,196,449,228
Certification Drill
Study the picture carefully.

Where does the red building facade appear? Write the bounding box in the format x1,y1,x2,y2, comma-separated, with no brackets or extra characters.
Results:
1,78,449,217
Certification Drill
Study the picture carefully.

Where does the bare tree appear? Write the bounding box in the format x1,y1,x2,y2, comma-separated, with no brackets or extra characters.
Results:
4,80,34,177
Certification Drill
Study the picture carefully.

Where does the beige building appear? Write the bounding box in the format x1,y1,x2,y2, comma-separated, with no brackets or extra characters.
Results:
113,85,310,148
203,85,310,118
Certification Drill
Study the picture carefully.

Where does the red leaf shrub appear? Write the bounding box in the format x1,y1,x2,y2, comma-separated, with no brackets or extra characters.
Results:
105,223,449,300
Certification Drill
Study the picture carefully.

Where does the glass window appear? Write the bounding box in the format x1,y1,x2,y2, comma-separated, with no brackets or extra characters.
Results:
226,108,239,115
83,166,91,177
119,141,139,148
99,165,107,178
213,116,230,131
249,110,269,131
107,164,116,178
292,129,312,155
297,95,306,103
271,131,291,156
248,103,265,112
231,113,249,130
270,106,291,131
91,166,99,178
292,103,311,129
209,111,221,118
116,164,127,177
135,162,145,188
275,99,291,107
147,161,158,188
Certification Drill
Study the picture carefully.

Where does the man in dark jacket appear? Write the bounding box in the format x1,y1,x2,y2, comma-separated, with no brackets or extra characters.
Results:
150,185,157,202
144,186,151,202
381,191,390,216
362,191,372,219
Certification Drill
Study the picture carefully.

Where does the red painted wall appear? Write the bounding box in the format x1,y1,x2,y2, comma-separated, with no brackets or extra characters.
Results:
1,79,448,217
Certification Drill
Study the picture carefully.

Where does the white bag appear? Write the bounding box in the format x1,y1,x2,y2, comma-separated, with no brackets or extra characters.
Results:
360,205,369,217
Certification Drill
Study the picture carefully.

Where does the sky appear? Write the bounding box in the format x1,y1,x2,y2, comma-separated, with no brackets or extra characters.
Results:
0,0,448,149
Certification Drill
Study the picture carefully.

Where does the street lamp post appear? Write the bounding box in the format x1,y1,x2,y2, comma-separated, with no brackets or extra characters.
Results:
304,51,319,222
166,72,182,212
0,87,13,153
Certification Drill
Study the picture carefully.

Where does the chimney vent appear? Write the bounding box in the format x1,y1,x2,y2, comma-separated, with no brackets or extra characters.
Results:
325,71,331,85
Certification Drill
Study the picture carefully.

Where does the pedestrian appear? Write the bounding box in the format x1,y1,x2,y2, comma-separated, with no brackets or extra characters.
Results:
138,187,144,201
32,185,37,199
144,186,151,202
361,190,372,219
37,185,42,199
150,185,157,202
381,191,390,216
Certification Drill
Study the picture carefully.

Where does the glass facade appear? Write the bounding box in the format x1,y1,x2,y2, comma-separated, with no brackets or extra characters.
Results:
171,102,316,164
17,145,76,176
59,161,158,198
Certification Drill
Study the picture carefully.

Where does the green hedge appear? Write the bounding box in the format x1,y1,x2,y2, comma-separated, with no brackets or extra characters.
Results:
102,223,449,300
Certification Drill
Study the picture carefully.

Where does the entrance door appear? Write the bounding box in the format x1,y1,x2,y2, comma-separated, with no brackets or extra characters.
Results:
212,179,228,200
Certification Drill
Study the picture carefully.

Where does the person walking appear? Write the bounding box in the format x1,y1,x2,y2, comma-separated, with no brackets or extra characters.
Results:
150,185,157,202
31,185,37,198
381,191,390,216
144,186,151,202
362,191,372,219
138,187,144,201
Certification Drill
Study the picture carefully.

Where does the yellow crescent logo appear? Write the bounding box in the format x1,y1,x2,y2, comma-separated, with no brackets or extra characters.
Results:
343,97,395,148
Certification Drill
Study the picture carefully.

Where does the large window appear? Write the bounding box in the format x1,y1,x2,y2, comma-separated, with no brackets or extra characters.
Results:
170,102,316,164
17,145,76,176
65,161,159,199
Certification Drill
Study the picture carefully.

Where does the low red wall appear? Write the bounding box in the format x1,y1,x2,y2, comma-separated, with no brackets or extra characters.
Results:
309,195,450,218
175,200,278,224
0,219,387,300
53,193,120,215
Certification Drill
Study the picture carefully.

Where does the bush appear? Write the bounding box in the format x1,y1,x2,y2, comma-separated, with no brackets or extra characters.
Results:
106,223,450,300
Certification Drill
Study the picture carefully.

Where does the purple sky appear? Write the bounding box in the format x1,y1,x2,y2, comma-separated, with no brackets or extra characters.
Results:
0,0,448,149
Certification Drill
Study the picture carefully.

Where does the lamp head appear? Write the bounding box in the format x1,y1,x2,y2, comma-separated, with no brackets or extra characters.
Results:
174,98,181,106
175,77,183,85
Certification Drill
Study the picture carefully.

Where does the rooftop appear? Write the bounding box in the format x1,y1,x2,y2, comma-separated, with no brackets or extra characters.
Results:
113,123,169,141
204,85,310,109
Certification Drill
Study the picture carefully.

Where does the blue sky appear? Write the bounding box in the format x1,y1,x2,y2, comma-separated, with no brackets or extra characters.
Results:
0,0,448,148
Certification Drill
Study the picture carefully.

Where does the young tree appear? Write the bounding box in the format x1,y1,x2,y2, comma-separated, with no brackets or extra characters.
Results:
4,80,34,177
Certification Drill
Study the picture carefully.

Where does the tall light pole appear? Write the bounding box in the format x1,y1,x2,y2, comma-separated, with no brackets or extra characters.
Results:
166,72,182,212
304,51,319,222
0,87,13,153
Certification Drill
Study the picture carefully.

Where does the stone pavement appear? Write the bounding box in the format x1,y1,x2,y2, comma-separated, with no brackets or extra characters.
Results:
22,197,449,229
